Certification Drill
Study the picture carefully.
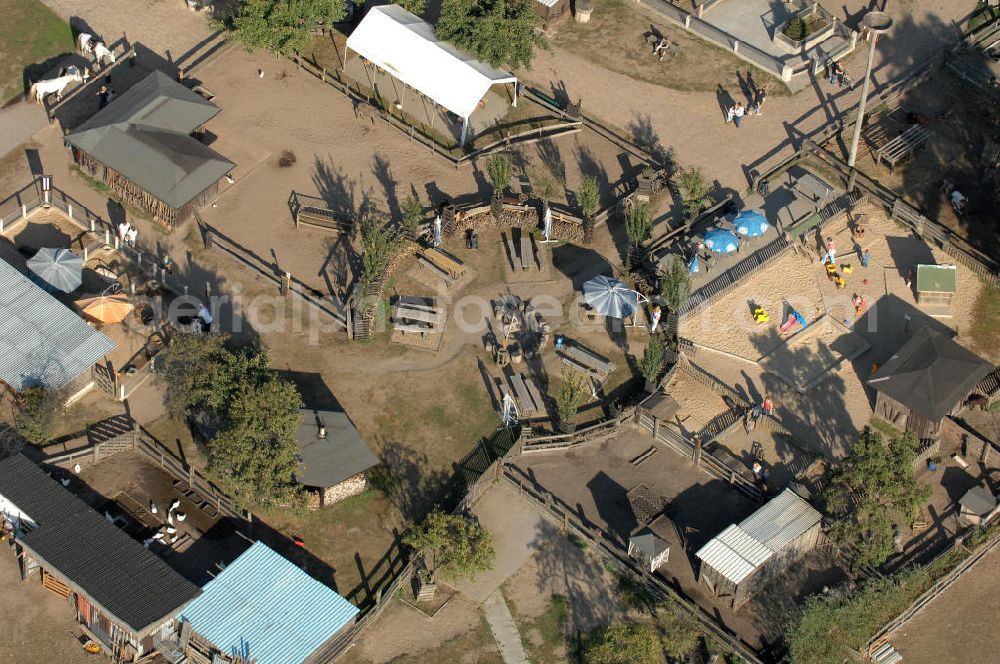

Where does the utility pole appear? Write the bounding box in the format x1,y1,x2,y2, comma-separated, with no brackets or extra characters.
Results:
847,11,893,191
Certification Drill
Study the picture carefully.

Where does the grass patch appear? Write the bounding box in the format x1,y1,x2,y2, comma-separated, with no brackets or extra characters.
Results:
968,3,1000,33
969,285,1000,359
784,522,1000,664
553,0,788,95
0,0,75,104
868,417,903,440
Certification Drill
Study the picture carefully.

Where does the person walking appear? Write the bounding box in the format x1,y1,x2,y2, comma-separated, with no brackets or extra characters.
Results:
861,248,871,268
821,237,836,263
726,103,735,124
649,305,662,333
733,102,746,128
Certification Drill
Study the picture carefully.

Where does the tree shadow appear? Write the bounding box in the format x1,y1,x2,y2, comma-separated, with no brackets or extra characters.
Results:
313,155,358,220
372,153,400,220
368,439,453,523
626,114,673,167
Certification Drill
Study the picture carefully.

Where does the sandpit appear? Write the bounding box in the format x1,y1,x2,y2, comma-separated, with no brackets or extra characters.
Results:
662,371,730,433
759,315,870,393
679,250,825,361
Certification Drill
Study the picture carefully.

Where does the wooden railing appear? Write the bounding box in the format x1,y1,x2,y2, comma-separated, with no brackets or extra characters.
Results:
521,412,632,453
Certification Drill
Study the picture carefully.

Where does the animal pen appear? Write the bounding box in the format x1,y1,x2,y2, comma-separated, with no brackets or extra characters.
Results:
696,488,822,609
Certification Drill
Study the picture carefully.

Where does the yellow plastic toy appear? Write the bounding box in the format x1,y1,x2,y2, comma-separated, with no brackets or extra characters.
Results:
841,264,854,274
753,307,769,323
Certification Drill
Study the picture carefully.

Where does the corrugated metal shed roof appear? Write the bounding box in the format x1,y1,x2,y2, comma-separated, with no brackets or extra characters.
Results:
696,525,773,585
740,488,821,553
0,454,201,634
180,541,359,664
0,258,116,390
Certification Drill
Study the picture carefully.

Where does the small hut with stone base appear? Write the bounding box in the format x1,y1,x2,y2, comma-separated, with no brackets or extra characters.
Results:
65,70,234,229
295,409,379,508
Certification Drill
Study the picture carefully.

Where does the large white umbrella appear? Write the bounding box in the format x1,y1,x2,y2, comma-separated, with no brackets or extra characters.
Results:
583,275,639,319
28,248,83,292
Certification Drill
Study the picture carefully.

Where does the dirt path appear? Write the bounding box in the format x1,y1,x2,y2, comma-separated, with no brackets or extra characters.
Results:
521,0,975,189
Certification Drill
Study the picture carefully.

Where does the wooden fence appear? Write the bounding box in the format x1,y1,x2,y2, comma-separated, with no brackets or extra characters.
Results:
194,212,349,329
500,464,765,664
520,411,633,454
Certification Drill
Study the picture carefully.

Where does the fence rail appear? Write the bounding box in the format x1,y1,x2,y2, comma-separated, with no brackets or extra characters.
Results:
501,465,765,663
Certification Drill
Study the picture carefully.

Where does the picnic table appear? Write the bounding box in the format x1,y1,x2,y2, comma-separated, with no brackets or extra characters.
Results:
422,247,466,279
507,373,545,415
875,125,931,170
559,343,616,380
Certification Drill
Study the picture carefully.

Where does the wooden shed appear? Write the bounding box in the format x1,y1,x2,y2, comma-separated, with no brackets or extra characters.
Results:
0,454,200,659
870,327,994,439
914,264,957,313
533,0,569,28
628,515,673,572
65,70,234,229
696,488,821,609
294,408,379,508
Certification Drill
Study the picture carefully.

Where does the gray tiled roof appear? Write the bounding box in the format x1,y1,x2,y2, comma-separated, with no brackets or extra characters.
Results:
296,409,379,488
65,70,234,209
870,327,994,421
0,454,200,634
0,258,115,390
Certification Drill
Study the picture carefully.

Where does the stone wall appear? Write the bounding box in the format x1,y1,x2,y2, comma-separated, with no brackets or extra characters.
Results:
322,473,368,507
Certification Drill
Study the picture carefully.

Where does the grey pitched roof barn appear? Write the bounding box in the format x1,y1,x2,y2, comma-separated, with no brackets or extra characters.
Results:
869,327,994,422
65,71,234,210
0,257,115,390
0,454,201,635
295,409,379,489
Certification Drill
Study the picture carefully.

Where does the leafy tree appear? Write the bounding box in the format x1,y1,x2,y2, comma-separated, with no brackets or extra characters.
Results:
624,204,652,247
660,254,691,312
401,194,422,236
10,386,61,446
208,376,304,510
824,428,932,567
486,154,513,196
677,166,711,219
640,336,665,384
578,175,601,218
360,216,400,283
656,601,700,659
556,370,587,426
392,0,427,16
585,621,661,664
404,508,496,582
436,0,548,70
159,333,270,419
217,0,348,56
530,166,562,205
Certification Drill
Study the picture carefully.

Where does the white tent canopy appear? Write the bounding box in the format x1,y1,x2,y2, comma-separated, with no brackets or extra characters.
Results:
346,5,518,142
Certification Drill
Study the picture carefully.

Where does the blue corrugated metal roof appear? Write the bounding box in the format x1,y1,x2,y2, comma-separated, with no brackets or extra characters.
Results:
0,258,115,390
180,542,359,664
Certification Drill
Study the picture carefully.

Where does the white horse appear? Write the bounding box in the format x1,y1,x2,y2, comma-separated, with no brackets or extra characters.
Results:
28,73,83,104
77,33,116,65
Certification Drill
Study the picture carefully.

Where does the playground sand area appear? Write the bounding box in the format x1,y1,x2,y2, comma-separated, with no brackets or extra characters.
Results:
758,315,870,394
662,370,731,434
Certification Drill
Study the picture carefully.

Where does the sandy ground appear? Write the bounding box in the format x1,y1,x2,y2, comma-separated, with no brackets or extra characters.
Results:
663,370,731,434
0,548,95,664
345,595,496,664
891,543,1000,664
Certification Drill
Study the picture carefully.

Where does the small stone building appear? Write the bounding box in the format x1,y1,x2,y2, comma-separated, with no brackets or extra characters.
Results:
696,488,821,609
295,409,379,508
869,327,994,439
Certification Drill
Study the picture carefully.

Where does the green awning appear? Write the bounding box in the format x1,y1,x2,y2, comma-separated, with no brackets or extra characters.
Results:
915,264,957,293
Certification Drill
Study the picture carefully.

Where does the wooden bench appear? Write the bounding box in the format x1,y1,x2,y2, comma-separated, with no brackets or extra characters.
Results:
560,353,604,382
393,307,443,325
422,248,466,279
520,235,533,271
876,125,931,170
417,256,454,286
295,205,353,234
393,321,433,334
562,344,615,378
504,233,518,271
508,374,540,415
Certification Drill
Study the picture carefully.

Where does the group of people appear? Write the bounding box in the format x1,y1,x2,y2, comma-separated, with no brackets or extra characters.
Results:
725,87,768,128
744,394,774,433
117,221,138,247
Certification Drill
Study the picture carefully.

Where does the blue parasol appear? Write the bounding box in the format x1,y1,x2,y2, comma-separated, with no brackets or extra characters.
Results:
704,229,740,254
734,210,769,237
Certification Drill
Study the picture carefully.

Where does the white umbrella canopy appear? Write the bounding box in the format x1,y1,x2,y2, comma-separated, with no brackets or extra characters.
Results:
27,247,83,292
582,275,638,319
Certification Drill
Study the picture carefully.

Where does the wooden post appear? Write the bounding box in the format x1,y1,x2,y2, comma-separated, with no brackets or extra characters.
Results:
281,271,291,296
693,435,703,467
652,418,661,439
188,465,195,489
93,444,100,464
160,450,164,469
